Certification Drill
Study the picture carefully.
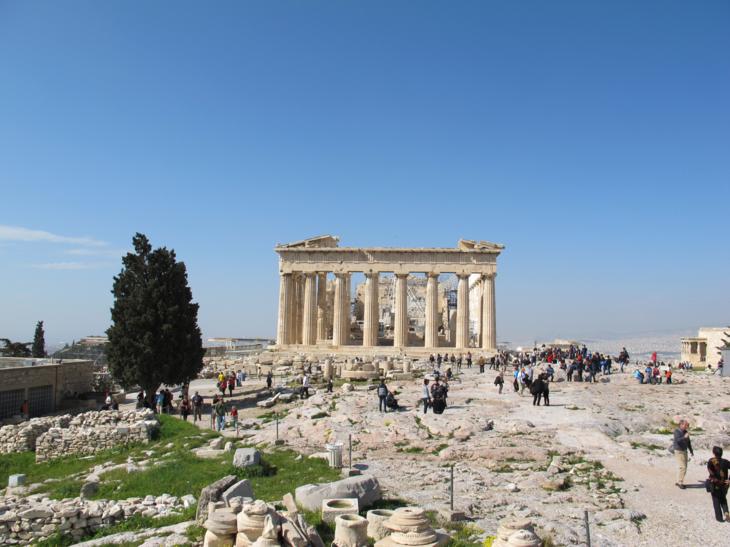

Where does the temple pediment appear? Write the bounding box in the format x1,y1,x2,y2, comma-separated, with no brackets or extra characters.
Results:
458,239,505,251
277,235,340,249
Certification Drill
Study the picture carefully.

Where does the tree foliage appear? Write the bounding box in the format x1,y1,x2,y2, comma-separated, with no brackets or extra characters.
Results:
721,327,730,350
32,321,47,358
106,233,204,404
0,339,31,357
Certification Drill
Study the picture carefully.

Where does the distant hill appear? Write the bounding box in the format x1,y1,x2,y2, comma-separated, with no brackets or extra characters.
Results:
52,341,107,364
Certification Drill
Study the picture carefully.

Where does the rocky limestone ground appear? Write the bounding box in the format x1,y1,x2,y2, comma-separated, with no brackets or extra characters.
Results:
214,365,730,547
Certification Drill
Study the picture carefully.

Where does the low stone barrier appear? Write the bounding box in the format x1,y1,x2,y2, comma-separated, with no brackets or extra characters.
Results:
0,492,192,545
0,416,72,455
34,410,158,463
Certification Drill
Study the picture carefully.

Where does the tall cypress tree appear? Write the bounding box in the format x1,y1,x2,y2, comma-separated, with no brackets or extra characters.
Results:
32,321,46,357
106,233,204,406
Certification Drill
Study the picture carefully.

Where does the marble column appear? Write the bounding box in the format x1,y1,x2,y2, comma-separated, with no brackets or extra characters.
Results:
332,273,347,347
276,273,293,345
342,273,351,345
425,273,439,348
316,273,327,342
287,273,297,344
294,274,304,344
302,273,317,346
481,273,497,350
394,274,409,348
455,274,470,348
363,272,379,347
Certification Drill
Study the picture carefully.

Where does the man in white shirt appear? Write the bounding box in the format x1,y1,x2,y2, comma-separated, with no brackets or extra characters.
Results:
301,374,310,399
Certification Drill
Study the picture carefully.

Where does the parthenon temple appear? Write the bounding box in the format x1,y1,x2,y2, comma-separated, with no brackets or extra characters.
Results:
274,236,504,355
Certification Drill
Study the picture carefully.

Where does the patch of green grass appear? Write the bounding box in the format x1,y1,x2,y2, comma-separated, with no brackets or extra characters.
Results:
491,464,513,473
257,410,289,423
186,523,206,543
447,523,484,547
432,443,450,455
630,441,663,451
369,498,409,511
413,416,434,439
247,449,340,501
93,450,230,500
11,414,338,507
0,446,130,494
310,411,329,420
721,407,730,412
90,447,339,502
397,446,424,454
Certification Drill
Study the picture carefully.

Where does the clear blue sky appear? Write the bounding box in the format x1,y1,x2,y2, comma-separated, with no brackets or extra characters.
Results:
1,1,728,346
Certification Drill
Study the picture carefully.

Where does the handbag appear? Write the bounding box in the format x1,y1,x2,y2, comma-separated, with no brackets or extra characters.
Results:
705,479,712,493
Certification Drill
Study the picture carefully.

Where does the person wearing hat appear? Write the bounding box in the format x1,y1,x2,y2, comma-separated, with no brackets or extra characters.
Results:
707,446,730,522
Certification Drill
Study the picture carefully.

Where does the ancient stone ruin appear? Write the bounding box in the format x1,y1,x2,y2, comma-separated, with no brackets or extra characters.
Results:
0,409,157,462
274,236,503,355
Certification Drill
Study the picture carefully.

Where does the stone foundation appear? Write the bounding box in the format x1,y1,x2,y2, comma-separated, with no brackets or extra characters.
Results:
0,416,72,454
30,409,157,462
0,492,187,545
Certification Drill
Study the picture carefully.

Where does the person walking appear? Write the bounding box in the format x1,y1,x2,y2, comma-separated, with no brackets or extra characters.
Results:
266,370,273,390
421,379,431,414
673,419,694,489
377,380,388,412
301,373,310,399
155,391,165,414
531,375,545,406
230,405,239,435
519,368,528,396
706,446,730,522
180,396,190,421
494,372,504,394
19,400,29,420
192,391,203,422
214,398,226,432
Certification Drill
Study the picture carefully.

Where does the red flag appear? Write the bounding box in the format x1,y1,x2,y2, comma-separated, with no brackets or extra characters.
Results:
651,352,657,363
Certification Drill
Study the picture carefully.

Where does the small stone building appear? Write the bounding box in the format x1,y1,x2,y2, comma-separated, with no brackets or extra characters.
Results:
0,358,94,420
680,327,728,367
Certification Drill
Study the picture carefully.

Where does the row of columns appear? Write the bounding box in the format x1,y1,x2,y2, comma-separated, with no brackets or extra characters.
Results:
276,271,497,350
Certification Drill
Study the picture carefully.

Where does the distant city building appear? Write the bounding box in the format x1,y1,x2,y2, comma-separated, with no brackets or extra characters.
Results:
78,335,109,346
680,327,728,367
0,358,94,421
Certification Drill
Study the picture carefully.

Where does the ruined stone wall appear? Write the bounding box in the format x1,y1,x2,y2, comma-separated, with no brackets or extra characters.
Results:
0,493,190,545
0,416,72,454
0,409,157,459
34,409,157,462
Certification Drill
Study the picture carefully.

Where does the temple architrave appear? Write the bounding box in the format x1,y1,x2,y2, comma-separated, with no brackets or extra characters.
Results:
274,236,504,355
